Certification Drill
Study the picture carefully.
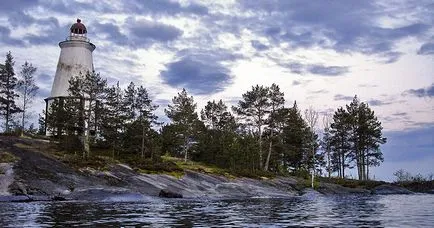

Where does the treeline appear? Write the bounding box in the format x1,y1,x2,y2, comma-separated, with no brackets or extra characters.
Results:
0,52,39,135
43,70,387,180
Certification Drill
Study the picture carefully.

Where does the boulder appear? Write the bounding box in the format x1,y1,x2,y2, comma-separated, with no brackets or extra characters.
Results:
52,195,67,201
159,189,183,198
372,184,413,195
8,181,28,195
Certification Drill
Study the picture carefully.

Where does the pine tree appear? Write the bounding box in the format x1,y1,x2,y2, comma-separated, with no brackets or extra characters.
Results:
18,61,38,135
135,85,158,158
100,82,126,157
0,52,21,132
264,83,285,171
233,85,270,170
281,101,311,172
123,82,137,121
198,99,237,167
355,101,386,180
165,88,200,162
327,95,386,179
321,113,333,178
329,107,352,178
68,71,107,157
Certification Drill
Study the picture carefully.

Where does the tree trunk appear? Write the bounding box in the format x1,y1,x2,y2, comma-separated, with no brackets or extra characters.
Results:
5,102,10,133
357,150,362,180
184,136,188,162
258,124,263,170
141,122,145,158
365,150,369,180
327,149,331,178
80,98,90,158
311,145,315,188
264,131,273,171
21,91,26,136
341,152,345,178
21,94,27,136
361,150,366,180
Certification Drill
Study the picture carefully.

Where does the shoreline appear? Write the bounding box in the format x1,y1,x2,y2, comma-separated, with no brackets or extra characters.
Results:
0,136,432,203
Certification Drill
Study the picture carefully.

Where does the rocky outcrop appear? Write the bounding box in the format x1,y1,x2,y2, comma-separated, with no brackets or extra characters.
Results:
0,163,14,195
371,184,414,195
317,182,371,195
0,137,423,202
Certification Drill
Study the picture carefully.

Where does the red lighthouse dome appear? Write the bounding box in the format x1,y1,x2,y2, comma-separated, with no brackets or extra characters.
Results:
70,19,87,34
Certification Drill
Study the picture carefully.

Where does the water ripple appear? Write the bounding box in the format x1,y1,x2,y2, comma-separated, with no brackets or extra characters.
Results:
0,194,433,227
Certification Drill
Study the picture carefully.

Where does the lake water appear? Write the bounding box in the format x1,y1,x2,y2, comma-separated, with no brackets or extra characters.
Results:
0,194,433,227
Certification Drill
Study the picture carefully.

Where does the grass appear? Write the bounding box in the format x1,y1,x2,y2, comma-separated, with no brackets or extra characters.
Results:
0,151,19,163
161,155,236,178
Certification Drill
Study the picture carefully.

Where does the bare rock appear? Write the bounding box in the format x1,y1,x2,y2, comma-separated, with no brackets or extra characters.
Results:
159,189,183,198
372,184,413,195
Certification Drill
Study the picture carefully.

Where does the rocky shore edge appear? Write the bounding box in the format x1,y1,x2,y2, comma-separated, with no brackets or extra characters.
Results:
0,137,431,203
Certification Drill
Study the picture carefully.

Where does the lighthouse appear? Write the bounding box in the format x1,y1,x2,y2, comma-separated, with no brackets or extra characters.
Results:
50,19,96,97
44,19,96,135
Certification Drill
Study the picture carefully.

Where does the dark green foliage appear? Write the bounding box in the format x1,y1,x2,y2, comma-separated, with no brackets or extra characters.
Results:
43,72,387,180
37,112,46,135
164,88,201,162
232,85,271,170
0,52,22,132
195,100,237,168
326,96,386,180
45,71,161,162
280,102,312,171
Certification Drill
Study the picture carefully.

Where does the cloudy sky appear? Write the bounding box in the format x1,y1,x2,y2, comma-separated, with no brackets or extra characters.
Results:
0,0,433,181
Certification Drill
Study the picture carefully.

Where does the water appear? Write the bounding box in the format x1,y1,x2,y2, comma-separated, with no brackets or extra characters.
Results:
0,194,433,227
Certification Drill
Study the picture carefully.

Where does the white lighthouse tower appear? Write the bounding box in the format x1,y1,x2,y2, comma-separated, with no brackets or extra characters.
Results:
45,19,96,135
50,19,96,97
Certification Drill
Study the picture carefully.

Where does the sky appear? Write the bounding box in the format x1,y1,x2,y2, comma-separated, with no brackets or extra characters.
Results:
0,0,433,181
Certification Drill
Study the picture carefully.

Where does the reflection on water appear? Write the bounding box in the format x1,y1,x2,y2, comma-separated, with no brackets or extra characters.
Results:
1,194,433,227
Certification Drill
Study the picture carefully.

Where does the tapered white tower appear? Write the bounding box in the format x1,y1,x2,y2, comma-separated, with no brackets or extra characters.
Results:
50,19,96,97
44,19,96,135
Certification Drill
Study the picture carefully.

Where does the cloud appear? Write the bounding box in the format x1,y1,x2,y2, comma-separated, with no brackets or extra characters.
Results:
403,84,434,98
359,84,378,88
292,80,302,86
392,112,407,117
334,94,354,101
160,50,233,95
0,26,24,46
251,40,269,51
310,89,328,94
38,1,114,15
417,43,434,55
0,0,39,13
368,99,392,106
127,18,183,48
92,18,184,49
237,0,430,62
37,73,52,84
282,62,349,76
7,11,60,29
121,0,208,16
94,22,128,46
307,65,349,76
